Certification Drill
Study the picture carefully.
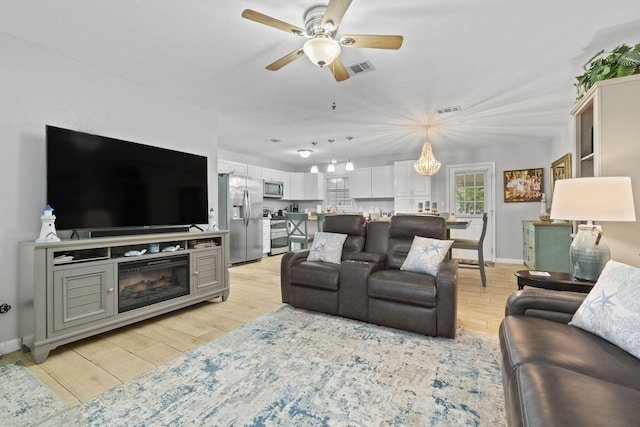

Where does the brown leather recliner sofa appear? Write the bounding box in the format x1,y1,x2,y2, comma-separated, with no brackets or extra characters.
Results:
281,214,459,337
499,289,640,427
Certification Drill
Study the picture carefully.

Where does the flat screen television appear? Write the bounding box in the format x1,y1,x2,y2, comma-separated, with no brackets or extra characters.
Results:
46,125,208,232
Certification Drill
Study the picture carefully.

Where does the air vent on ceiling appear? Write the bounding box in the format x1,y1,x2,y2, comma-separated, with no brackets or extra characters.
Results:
346,60,375,76
435,105,462,115
265,138,281,143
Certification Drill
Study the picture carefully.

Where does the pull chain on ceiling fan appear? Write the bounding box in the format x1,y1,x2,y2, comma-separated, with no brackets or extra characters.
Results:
241,0,404,82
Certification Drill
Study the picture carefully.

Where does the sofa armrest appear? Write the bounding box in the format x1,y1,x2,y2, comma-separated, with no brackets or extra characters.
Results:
280,249,310,303
436,259,458,338
505,289,586,324
346,251,386,264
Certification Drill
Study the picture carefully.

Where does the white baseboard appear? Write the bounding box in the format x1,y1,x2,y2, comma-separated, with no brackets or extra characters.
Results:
0,338,21,357
495,258,525,265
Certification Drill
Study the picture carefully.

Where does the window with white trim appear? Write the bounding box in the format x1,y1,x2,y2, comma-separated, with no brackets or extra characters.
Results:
326,176,352,208
455,172,485,215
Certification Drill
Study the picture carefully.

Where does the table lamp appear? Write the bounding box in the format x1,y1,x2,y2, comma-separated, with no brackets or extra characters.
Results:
550,177,636,281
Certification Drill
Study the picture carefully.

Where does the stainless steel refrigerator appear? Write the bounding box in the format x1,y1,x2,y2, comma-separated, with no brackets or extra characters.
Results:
218,174,263,264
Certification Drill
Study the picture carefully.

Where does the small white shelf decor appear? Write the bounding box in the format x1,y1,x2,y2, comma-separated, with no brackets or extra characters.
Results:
36,204,61,242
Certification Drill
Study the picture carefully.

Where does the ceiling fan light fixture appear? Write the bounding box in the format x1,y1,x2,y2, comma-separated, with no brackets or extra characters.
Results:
303,37,341,67
297,149,313,158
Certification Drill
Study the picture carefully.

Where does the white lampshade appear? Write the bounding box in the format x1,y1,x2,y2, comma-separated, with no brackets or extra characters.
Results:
303,37,341,67
327,163,336,172
310,163,319,174
550,177,636,222
345,159,354,171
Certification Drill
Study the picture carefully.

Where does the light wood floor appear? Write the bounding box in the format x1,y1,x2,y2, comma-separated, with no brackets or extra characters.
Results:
1,255,522,407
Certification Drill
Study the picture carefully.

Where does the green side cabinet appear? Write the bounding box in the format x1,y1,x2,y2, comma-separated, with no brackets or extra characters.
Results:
522,221,572,273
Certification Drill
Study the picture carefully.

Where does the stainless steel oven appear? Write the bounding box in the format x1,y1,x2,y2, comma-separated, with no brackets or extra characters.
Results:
270,219,288,255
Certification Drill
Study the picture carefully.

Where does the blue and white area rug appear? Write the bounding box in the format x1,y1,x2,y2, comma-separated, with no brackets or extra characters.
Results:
0,361,66,426
38,306,505,426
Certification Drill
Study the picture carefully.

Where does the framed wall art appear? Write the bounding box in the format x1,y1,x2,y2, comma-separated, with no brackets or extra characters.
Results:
503,168,544,202
550,153,572,200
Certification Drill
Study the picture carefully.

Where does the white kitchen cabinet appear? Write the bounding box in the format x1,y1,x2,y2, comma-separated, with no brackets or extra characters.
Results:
304,172,325,200
230,162,248,176
218,160,232,174
351,166,394,198
281,172,292,200
218,160,248,176
262,219,271,254
394,160,430,197
393,197,414,214
350,168,372,198
262,168,284,182
394,161,431,213
290,172,305,200
371,166,394,198
247,165,262,180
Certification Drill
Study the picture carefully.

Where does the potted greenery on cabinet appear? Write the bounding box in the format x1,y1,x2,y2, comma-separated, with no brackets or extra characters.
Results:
575,42,640,100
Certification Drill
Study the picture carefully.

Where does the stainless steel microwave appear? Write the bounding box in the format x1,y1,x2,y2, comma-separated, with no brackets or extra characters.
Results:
263,180,284,198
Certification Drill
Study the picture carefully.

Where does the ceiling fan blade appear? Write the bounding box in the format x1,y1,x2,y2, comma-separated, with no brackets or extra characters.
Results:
329,57,350,82
242,9,305,36
321,0,352,32
266,48,305,71
340,34,404,50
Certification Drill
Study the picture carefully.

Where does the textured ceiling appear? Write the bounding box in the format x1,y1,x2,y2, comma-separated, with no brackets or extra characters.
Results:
2,0,639,168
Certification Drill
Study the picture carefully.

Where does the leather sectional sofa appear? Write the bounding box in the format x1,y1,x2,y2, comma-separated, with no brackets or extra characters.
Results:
499,289,640,426
280,214,459,337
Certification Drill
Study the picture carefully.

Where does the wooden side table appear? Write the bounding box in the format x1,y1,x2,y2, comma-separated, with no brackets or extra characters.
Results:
515,270,595,293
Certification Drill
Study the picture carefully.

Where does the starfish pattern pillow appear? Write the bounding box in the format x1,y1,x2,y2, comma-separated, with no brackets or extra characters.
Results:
400,236,453,276
307,232,348,264
570,260,640,359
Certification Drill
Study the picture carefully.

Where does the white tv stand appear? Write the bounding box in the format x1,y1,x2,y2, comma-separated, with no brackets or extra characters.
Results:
18,230,229,363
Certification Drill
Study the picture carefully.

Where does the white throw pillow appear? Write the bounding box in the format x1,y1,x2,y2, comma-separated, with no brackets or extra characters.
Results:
570,260,640,359
307,232,348,264
400,236,453,276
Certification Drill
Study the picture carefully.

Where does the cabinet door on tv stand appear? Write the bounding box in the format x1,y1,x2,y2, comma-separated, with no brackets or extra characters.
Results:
192,249,225,298
50,263,116,336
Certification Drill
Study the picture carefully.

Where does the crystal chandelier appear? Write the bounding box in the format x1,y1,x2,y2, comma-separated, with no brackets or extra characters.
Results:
413,126,441,176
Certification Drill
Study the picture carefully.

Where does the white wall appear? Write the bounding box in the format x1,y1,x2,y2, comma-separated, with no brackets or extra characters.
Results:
0,34,218,352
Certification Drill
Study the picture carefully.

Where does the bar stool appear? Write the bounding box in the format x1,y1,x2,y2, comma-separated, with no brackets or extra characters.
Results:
285,212,314,251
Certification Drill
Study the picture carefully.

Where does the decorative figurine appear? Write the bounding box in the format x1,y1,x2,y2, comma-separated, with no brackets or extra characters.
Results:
124,249,147,257
36,204,61,242
207,208,218,231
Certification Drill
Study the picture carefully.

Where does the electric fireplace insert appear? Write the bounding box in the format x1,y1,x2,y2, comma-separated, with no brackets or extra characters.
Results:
118,255,189,313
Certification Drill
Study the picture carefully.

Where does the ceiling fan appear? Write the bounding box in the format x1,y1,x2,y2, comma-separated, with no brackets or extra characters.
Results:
241,0,404,82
